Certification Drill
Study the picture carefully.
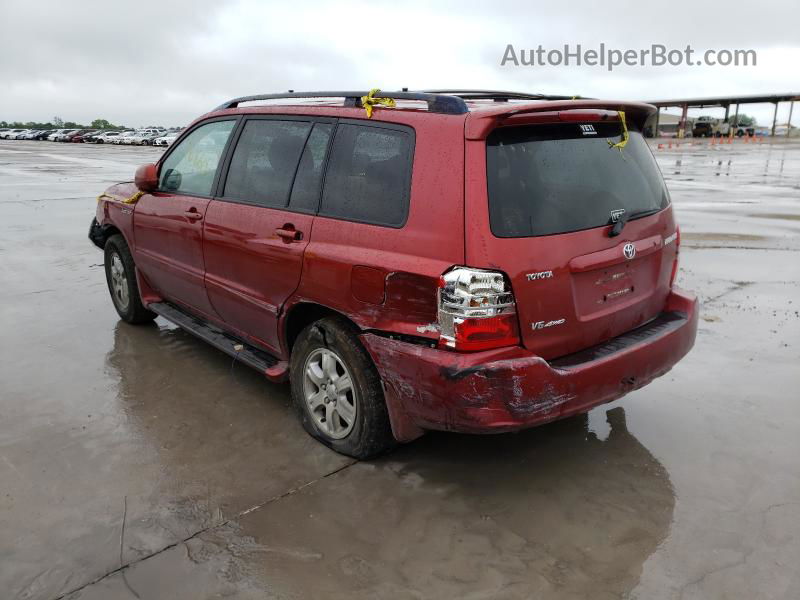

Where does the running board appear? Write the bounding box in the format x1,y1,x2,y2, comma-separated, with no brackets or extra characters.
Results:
148,302,288,382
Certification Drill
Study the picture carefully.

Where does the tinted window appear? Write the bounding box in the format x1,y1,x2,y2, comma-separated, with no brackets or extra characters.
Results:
159,120,235,196
288,123,333,212
320,124,412,227
224,120,311,208
486,123,669,237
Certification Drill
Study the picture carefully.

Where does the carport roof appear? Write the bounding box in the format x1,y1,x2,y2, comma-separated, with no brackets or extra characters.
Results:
647,93,800,108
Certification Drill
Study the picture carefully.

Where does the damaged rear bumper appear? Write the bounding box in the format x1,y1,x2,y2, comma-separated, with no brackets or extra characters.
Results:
361,288,698,442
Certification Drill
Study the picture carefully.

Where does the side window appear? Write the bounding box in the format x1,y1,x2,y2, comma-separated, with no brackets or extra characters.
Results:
223,120,311,208
319,124,412,227
288,123,333,212
159,120,235,196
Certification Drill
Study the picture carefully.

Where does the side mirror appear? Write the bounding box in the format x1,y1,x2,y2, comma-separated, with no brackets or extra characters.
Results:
134,163,158,192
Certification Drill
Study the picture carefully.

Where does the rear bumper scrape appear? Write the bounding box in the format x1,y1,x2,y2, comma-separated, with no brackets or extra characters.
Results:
361,288,698,442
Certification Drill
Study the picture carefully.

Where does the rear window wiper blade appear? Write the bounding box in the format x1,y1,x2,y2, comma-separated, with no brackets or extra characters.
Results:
608,207,662,237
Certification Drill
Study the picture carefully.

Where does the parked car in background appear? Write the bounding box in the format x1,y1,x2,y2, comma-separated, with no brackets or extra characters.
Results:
63,129,90,142
114,131,137,145
71,130,101,143
692,121,715,137
52,129,78,142
89,89,697,458
127,130,165,145
733,123,756,137
91,131,119,144
14,130,34,139
1,129,25,139
82,131,107,143
32,130,54,140
24,130,48,140
153,131,181,146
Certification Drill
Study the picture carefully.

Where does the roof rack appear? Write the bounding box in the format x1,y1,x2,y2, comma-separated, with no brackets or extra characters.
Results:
423,89,582,102
213,91,469,115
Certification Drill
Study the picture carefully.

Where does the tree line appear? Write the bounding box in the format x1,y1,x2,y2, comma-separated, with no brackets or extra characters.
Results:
0,117,170,130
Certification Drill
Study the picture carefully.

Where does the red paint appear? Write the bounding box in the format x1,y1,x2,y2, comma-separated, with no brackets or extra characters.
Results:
93,96,697,440
134,163,158,192
351,266,386,305
362,289,697,440
202,202,314,354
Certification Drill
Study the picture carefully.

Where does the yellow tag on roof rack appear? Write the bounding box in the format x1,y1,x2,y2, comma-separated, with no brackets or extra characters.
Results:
360,89,396,118
607,110,629,152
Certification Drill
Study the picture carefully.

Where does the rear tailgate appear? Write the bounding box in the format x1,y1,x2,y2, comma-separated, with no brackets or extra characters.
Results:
464,107,679,360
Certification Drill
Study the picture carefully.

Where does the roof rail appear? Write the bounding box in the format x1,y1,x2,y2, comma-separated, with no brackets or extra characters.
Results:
212,91,469,115
422,89,581,102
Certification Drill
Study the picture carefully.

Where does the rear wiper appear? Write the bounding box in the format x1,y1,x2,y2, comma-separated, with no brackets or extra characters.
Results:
609,211,629,237
608,207,662,237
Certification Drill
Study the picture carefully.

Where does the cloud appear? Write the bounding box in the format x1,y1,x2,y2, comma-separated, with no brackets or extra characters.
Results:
0,0,797,126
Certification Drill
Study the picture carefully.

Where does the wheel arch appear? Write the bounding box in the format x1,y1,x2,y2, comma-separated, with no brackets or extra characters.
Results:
282,301,361,357
90,221,124,250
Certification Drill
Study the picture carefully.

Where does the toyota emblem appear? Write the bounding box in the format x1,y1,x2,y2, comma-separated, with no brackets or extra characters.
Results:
623,243,636,259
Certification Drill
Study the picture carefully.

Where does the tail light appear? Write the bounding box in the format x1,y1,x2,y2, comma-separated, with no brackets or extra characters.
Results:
437,267,520,352
669,226,681,287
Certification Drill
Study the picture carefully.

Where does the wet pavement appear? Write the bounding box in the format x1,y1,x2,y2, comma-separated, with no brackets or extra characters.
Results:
0,138,798,599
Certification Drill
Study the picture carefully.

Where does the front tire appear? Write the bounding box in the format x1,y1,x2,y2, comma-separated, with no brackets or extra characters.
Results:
290,317,395,459
104,234,156,324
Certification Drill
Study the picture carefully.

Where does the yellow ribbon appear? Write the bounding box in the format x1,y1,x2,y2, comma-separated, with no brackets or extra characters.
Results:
96,190,145,205
360,88,396,118
121,191,145,205
607,110,629,152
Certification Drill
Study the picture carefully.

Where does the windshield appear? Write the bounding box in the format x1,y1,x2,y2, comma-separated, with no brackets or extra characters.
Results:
486,122,669,238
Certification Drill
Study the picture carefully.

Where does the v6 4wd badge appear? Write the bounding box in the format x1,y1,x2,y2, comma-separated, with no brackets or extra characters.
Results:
532,318,566,331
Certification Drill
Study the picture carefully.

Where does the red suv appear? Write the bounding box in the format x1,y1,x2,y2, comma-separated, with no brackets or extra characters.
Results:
89,90,698,458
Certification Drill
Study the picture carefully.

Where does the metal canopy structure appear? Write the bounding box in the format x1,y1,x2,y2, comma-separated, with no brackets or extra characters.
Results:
646,93,799,137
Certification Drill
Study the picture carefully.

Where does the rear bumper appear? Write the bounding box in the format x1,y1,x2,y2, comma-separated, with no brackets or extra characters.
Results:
361,288,698,442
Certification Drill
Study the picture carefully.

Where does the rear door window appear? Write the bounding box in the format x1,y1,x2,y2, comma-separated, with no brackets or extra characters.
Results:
159,120,235,196
288,123,333,213
486,122,669,237
319,123,413,227
223,119,312,208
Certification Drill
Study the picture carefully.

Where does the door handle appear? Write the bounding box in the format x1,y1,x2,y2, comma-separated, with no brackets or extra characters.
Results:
184,209,203,221
275,224,303,242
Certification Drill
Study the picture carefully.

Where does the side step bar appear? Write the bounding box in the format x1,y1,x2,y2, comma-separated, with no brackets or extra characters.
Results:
148,302,288,382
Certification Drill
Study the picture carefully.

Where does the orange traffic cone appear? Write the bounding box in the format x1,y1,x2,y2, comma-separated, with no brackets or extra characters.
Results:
657,143,664,150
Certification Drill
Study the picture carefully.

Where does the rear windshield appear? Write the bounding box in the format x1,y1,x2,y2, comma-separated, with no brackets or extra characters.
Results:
486,122,669,237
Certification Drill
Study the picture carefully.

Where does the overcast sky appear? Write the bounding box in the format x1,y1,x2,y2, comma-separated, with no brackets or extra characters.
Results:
1,0,798,127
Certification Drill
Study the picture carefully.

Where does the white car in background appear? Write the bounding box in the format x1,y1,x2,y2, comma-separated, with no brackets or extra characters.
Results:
127,130,165,145
94,131,122,144
1,129,26,139
52,129,77,142
114,131,137,145
47,129,67,141
153,131,181,146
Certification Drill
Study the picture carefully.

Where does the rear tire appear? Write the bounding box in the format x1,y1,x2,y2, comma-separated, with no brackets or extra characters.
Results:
104,234,156,324
290,317,396,459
